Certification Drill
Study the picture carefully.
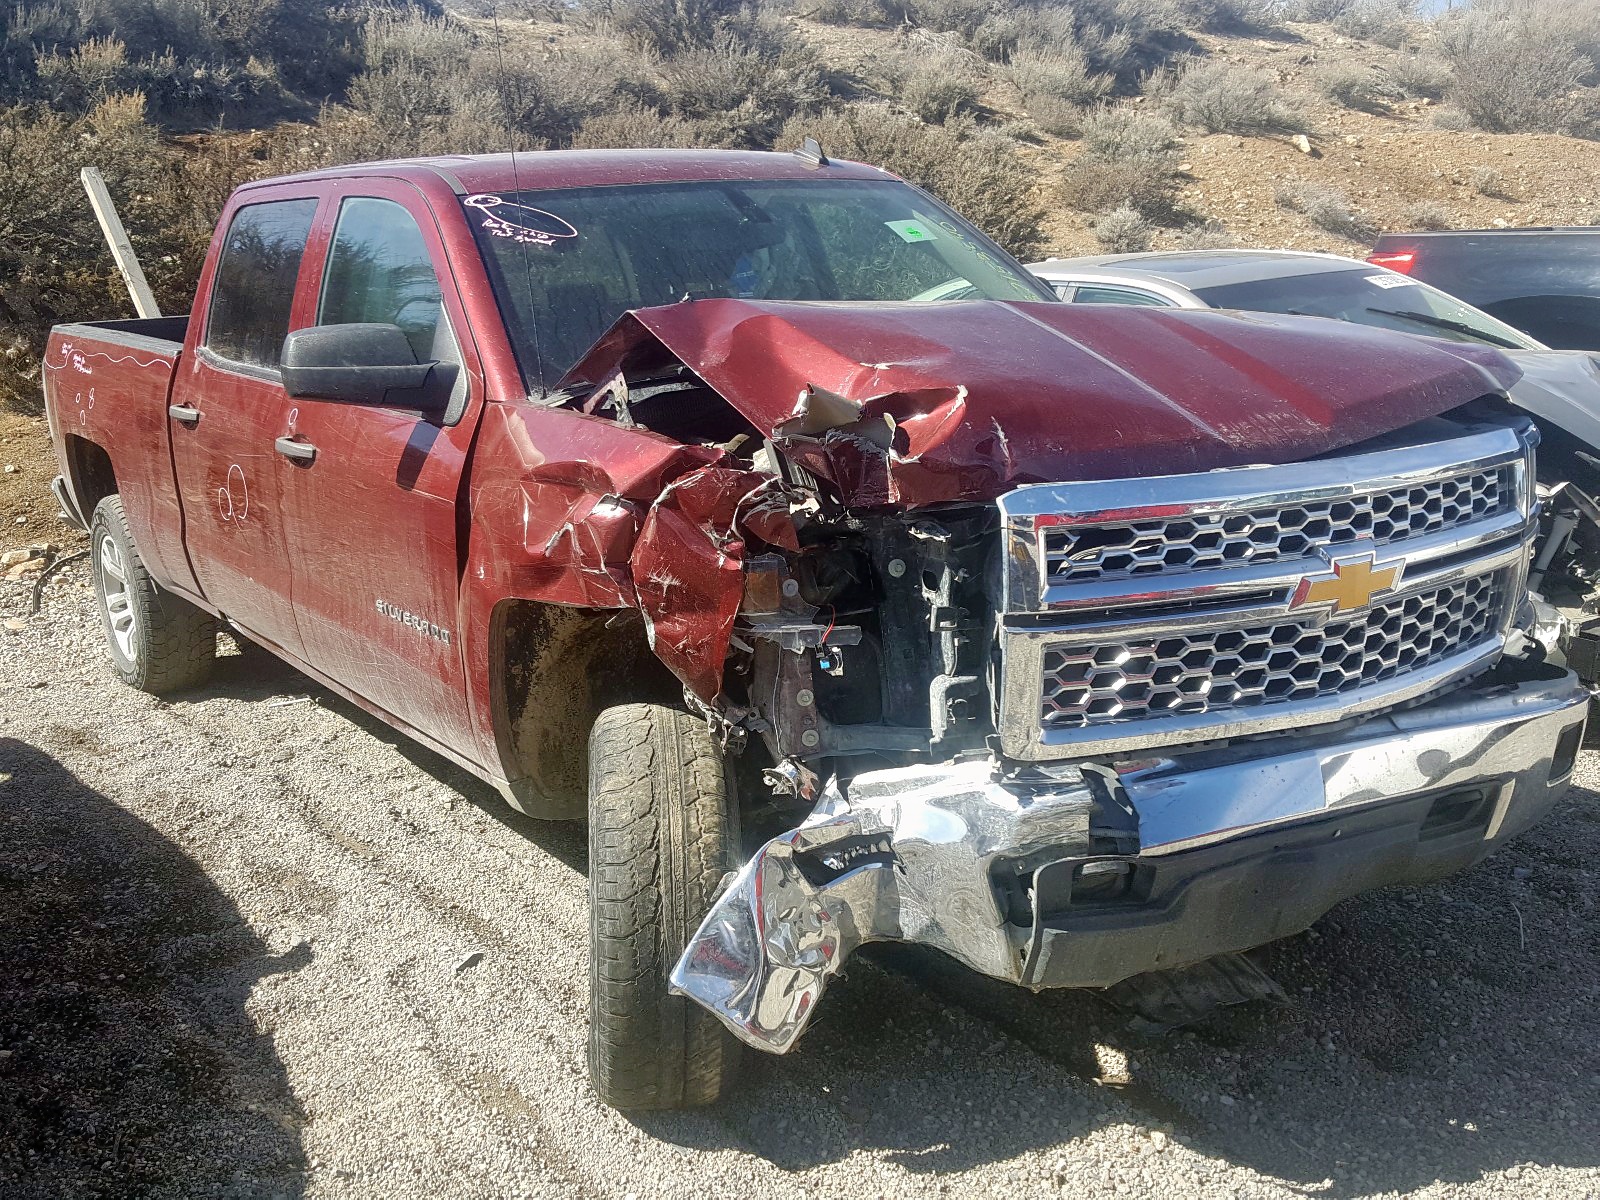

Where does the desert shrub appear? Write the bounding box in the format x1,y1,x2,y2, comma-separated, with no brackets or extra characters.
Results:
1332,0,1419,49
1094,205,1154,252
1060,107,1182,218
1399,200,1452,230
658,34,828,145
970,11,1027,62
1428,107,1470,131
599,0,793,56
1318,65,1400,113
345,13,471,134
1438,0,1600,136
807,0,896,22
1281,0,1357,17
1276,180,1377,241
1387,53,1452,100
572,102,727,147
1008,46,1113,109
870,45,986,123
905,0,995,39
902,65,984,124
342,14,652,155
778,106,1045,256
1025,93,1084,137
1178,0,1282,34
1177,219,1233,249
972,1,1182,83
1469,165,1509,198
1158,59,1311,136
1079,104,1180,159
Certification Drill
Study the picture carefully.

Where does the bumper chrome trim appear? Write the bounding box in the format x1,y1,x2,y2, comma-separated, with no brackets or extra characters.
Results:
671,667,1588,1053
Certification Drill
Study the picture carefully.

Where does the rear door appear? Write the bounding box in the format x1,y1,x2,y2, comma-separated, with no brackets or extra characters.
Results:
169,189,327,659
276,181,483,751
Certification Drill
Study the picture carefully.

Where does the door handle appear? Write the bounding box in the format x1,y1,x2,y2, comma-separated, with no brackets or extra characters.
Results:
274,436,317,464
168,403,201,424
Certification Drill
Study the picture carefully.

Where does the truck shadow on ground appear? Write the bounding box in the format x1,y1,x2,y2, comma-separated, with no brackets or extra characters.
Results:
0,738,309,1198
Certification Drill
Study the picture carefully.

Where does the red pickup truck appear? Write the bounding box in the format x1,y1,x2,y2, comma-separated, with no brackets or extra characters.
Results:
43,149,1589,1111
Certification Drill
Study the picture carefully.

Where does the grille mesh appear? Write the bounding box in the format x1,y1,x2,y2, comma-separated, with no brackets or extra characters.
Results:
1043,466,1509,586
1040,575,1501,730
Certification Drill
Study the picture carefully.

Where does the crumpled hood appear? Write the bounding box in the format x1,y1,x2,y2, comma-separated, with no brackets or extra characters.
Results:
563,298,1521,507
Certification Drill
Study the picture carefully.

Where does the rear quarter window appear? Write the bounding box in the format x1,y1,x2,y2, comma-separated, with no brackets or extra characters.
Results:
205,198,319,370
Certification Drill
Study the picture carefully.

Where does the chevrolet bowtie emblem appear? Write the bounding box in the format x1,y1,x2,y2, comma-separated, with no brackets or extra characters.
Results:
1290,555,1400,614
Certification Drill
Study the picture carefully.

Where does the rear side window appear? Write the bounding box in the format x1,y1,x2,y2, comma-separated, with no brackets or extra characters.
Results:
1072,285,1171,307
318,197,444,363
205,198,318,370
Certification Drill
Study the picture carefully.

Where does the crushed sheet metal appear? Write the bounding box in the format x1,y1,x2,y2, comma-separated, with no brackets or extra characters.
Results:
630,467,799,700
561,298,1523,507
670,759,1096,1052
672,668,1588,1053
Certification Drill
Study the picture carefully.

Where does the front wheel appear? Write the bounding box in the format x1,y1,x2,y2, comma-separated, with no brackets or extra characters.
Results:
90,496,217,694
586,702,743,1109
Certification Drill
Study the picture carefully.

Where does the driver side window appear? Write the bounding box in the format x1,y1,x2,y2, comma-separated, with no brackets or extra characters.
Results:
319,197,445,362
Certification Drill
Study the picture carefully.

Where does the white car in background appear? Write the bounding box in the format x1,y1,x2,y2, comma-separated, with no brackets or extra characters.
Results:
1027,250,1600,481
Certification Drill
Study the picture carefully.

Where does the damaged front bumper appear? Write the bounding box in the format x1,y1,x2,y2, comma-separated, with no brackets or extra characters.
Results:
670,666,1590,1053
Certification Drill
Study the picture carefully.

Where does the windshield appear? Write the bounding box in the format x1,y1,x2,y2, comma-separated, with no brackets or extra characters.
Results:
1191,267,1544,351
463,178,1054,390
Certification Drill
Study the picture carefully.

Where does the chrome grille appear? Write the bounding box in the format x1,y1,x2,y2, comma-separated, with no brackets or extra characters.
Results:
1040,574,1502,730
995,419,1539,762
1044,465,1509,585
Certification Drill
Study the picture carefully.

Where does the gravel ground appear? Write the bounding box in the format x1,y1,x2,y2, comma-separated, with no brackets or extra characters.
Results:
2,556,1598,1199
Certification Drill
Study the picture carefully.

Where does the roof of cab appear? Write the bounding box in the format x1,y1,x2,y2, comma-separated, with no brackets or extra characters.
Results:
237,148,894,196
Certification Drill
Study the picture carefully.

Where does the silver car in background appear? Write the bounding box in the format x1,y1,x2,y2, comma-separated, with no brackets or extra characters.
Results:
1027,250,1600,481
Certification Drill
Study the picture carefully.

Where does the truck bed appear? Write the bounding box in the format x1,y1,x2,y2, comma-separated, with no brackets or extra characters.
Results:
43,315,192,591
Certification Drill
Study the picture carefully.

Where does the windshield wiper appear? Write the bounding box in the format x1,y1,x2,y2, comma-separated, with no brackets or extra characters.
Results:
1363,307,1523,350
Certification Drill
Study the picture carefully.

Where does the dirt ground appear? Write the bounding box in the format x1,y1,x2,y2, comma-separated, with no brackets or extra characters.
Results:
0,412,60,540
1,495,1598,1196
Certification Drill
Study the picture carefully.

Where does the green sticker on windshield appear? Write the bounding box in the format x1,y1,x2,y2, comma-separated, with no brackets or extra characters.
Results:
886,219,936,243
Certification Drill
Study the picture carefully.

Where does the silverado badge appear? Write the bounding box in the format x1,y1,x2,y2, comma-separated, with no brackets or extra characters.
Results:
1289,554,1400,615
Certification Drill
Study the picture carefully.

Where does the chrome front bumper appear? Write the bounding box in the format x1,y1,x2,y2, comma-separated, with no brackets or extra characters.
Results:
671,666,1589,1053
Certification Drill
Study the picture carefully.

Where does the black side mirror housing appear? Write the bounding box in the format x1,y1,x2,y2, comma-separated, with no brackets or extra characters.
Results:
280,323,457,414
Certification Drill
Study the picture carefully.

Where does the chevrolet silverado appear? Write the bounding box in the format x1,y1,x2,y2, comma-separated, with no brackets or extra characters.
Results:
43,148,1590,1110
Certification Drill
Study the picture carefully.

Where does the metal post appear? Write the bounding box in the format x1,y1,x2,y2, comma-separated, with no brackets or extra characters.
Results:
80,165,161,319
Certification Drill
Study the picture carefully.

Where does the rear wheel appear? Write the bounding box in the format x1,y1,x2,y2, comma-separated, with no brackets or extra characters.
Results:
586,702,743,1109
90,496,217,694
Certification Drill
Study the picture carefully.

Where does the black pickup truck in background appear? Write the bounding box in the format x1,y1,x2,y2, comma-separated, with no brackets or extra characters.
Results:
1369,229,1600,352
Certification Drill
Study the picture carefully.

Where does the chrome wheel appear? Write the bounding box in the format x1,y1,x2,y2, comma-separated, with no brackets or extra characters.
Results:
98,531,137,661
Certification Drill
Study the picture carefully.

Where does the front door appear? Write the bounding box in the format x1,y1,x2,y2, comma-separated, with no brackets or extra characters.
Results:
277,183,482,752
169,191,325,659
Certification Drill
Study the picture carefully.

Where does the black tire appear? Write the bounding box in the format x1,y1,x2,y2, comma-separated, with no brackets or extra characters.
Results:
89,496,217,694
587,702,743,1109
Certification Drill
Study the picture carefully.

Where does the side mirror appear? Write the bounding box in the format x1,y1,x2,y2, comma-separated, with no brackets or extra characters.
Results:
280,323,457,414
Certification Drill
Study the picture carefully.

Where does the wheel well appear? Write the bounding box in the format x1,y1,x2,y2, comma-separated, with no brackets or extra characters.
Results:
66,435,116,514
489,600,678,820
